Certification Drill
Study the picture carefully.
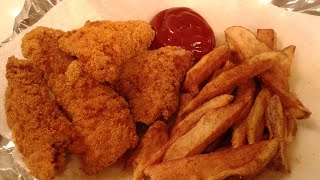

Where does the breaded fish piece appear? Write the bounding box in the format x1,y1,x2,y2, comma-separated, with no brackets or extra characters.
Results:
48,61,138,174
5,57,74,180
21,26,74,79
59,20,155,84
117,46,194,125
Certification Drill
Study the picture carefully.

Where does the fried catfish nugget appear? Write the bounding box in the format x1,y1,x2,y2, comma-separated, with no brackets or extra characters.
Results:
48,61,138,174
5,57,74,180
21,26,74,79
117,46,193,125
59,20,155,84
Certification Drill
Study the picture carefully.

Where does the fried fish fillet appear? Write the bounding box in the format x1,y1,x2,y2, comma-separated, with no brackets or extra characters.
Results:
21,26,74,79
59,20,155,84
5,57,74,180
117,46,194,125
48,61,138,174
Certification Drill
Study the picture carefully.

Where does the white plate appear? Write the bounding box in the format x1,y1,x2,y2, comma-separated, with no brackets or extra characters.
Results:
0,0,320,179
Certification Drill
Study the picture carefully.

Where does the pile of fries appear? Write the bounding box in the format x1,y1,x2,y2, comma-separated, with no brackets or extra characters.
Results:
127,26,311,180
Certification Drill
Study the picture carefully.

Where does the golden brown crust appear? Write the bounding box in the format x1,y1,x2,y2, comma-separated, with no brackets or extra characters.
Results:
59,20,155,83
117,46,193,125
48,61,138,174
21,26,74,79
5,57,74,180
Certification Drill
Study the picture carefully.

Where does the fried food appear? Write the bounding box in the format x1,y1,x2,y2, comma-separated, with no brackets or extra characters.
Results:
21,26,74,79
127,121,169,180
257,29,277,49
260,73,311,119
226,26,310,119
5,57,74,180
59,20,155,84
171,93,193,134
247,88,271,144
47,61,138,174
266,95,290,173
284,111,297,144
231,79,256,148
183,43,230,96
163,98,249,161
225,26,271,61
144,139,279,180
117,46,193,125
181,51,285,116
171,94,234,138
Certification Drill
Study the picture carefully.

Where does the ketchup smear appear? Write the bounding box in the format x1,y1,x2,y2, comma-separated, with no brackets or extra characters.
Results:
150,7,215,60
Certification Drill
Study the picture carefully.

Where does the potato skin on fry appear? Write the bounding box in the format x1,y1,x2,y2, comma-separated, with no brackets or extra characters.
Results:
247,88,271,144
171,94,234,138
127,121,169,180
225,26,271,61
164,98,249,161
257,29,277,50
266,95,290,173
231,79,256,148
181,51,285,116
144,139,279,180
183,43,230,96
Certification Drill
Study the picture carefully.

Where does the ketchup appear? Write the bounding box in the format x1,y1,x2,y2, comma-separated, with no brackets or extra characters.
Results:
150,7,215,60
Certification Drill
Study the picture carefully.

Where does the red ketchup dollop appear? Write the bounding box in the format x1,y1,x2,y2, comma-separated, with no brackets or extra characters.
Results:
150,7,215,60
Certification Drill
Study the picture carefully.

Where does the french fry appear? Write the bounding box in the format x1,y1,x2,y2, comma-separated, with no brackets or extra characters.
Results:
180,51,286,116
128,121,169,180
247,88,271,144
225,26,271,61
211,59,237,80
260,75,311,119
257,29,277,49
281,45,296,90
226,26,310,119
231,79,256,148
171,94,234,137
163,98,250,161
144,139,279,180
266,95,290,173
284,111,297,144
171,93,193,133
183,43,230,96
135,95,234,179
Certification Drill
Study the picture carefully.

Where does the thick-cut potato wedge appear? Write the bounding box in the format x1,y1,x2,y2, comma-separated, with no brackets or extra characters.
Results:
183,43,230,96
180,51,286,116
163,98,249,161
225,26,271,61
211,60,237,81
231,79,256,148
260,74,311,119
128,121,169,179
171,94,234,137
281,45,296,89
257,29,277,49
135,95,234,179
144,139,279,180
266,95,290,173
247,88,271,144
284,111,297,144
260,45,296,91
171,93,193,133
225,26,310,119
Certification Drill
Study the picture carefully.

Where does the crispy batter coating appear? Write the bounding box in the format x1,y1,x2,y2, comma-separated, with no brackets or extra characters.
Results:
59,20,155,84
5,57,74,180
117,46,194,125
47,61,138,174
21,26,74,79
